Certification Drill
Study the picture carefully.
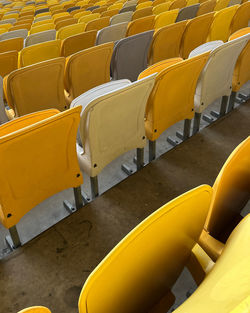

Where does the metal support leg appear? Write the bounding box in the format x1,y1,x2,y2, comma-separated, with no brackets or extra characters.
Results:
192,112,201,135
183,119,191,140
227,92,236,113
136,148,144,171
64,186,89,213
90,176,99,199
219,95,229,117
149,140,156,162
6,225,21,249
74,186,84,210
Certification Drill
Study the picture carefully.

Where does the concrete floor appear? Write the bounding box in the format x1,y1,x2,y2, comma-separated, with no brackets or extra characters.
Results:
0,93,250,313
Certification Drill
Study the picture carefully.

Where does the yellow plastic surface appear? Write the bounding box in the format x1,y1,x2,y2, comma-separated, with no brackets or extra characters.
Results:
0,37,24,53
30,23,55,34
19,39,61,67
139,52,209,141
55,18,78,30
0,50,18,78
180,12,214,59
18,307,51,313
85,16,110,31
149,21,186,64
136,0,153,9
79,185,212,313
173,214,250,313
0,106,83,229
132,7,153,20
61,29,97,57
169,0,186,9
126,15,155,36
196,0,216,16
214,0,230,10
78,13,101,23
65,42,113,101
10,23,31,31
230,2,250,35
154,9,179,29
207,5,239,42
101,8,119,17
186,0,199,5
74,10,92,19
152,1,171,15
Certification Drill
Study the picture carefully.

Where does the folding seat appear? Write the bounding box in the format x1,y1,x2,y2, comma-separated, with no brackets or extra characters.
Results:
86,5,101,11
0,37,23,52
30,22,55,34
101,8,119,17
67,5,81,12
85,16,110,31
138,53,209,161
4,58,68,116
64,42,114,102
173,214,250,313
0,29,28,40
111,30,153,81
136,0,152,9
77,185,212,309
78,12,101,23
126,15,155,36
132,6,153,20
9,23,31,31
2,12,18,19
0,18,17,25
31,18,53,26
207,5,239,42
152,2,171,15
52,12,70,21
230,2,250,35
14,19,32,26
152,0,166,6
0,51,18,78
35,7,50,15
0,106,83,248
96,21,128,44
180,12,214,59
56,23,85,40
196,0,216,16
119,4,137,13
154,9,179,29
122,0,137,8
55,17,77,30
24,29,56,47
34,15,52,22
190,35,249,134
35,12,52,18
73,10,92,19
92,6,108,14
169,0,187,10
71,75,155,197
0,76,8,124
228,29,250,111
19,39,61,67
148,21,187,65
108,2,123,10
61,30,97,57
176,3,199,21
213,0,230,10
228,0,241,5
110,11,133,24
186,0,199,5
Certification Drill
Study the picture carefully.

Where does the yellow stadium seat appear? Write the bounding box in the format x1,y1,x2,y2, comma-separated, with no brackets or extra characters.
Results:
136,0,153,9
0,106,83,248
138,52,209,161
207,5,239,42
73,10,92,19
148,21,187,64
55,17,78,30
132,7,153,20
2,13,19,20
0,50,18,77
30,23,55,34
213,0,230,10
0,37,23,53
152,0,166,6
154,9,179,29
92,6,108,14
196,0,216,15
107,2,123,10
186,0,199,4
19,39,61,67
61,30,97,57
35,12,52,18
32,19,53,26
230,2,250,35
78,12,101,23
56,23,85,40
169,0,187,9
64,42,113,103
126,15,155,36
0,23,13,31
78,185,212,313
180,12,214,59
101,8,119,17
152,1,171,15
85,16,110,31
14,19,32,26
9,23,31,31
52,12,70,20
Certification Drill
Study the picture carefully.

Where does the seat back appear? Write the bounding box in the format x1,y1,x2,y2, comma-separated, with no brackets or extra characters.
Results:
193,34,249,112
79,185,212,313
0,37,24,52
78,13,101,23
65,42,114,100
173,214,250,313
0,106,82,229
214,0,230,10
119,4,137,13
61,30,97,57
176,4,200,22
126,15,155,36
24,29,56,47
56,23,85,40
230,2,250,35
4,58,67,116
55,17,78,30
111,30,153,81
154,9,179,28
205,137,250,240
139,53,209,141
152,2,171,15
96,22,128,44
0,76,8,124
85,16,110,32
169,0,186,9
207,5,239,42
132,7,153,20
136,0,153,9
30,22,55,34
0,50,18,77
0,28,28,40
101,8,120,17
180,12,214,59
19,39,61,67
110,11,133,24
34,15,53,22
149,21,186,64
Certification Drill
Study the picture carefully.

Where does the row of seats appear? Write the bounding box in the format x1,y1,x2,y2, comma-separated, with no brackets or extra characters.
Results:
0,27,249,249
17,135,250,313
